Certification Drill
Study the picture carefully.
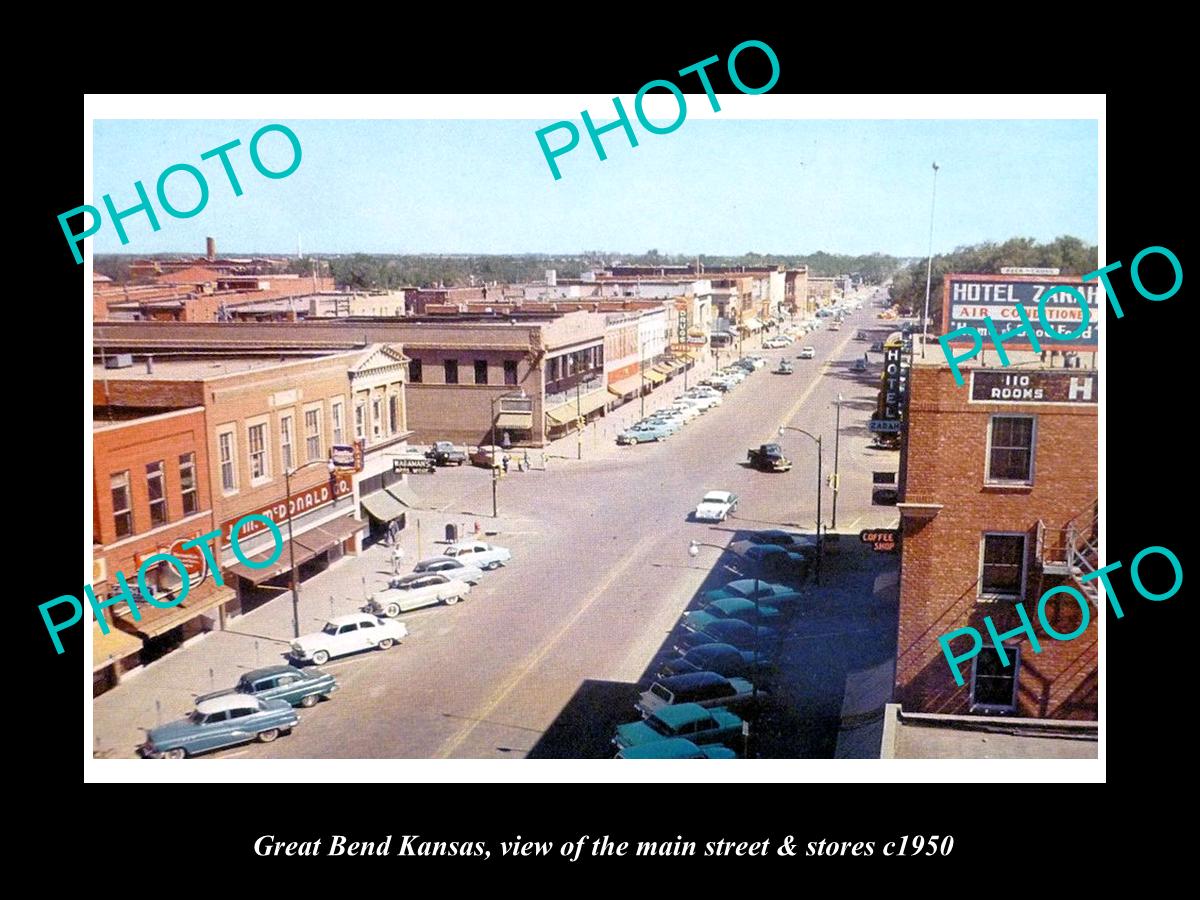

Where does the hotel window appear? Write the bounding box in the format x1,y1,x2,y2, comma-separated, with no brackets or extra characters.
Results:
331,399,345,446
305,407,322,460
444,360,459,384
248,421,270,483
111,471,133,539
474,359,488,385
504,360,518,385
388,393,400,434
409,359,422,383
970,645,1020,713
987,415,1036,484
980,533,1026,599
179,452,198,516
354,400,366,440
218,427,237,493
372,395,383,440
280,413,295,471
146,460,167,527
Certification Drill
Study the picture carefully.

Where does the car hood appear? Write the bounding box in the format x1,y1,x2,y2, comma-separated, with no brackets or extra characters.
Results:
146,717,201,745
291,633,332,651
615,720,665,748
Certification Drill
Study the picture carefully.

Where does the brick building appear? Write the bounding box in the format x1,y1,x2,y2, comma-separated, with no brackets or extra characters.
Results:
895,357,1098,721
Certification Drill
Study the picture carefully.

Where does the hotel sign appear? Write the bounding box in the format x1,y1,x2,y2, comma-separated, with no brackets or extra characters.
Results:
942,274,1099,350
969,370,1098,405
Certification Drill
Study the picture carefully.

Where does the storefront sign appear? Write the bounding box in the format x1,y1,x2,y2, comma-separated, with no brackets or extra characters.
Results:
134,531,210,589
331,444,357,470
868,418,902,433
969,370,1098,404
860,529,899,553
392,455,435,473
942,274,1099,349
222,471,354,544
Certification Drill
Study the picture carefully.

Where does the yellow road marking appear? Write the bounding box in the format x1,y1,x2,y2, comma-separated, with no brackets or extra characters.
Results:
778,328,858,430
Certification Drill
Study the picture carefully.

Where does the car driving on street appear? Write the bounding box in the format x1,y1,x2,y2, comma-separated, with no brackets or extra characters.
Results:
693,490,738,522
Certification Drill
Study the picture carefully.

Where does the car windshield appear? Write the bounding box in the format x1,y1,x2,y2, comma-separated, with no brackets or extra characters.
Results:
188,710,206,724
322,622,340,636
703,493,729,504
650,684,674,702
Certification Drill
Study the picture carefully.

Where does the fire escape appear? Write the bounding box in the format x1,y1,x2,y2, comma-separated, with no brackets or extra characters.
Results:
1037,499,1099,603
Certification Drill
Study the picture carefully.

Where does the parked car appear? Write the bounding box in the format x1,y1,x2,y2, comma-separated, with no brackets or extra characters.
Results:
290,613,408,665
763,337,789,349
688,596,782,627
657,643,770,680
425,441,467,466
673,619,776,656
682,390,721,410
612,703,744,751
747,443,792,472
470,445,510,469
197,665,338,710
693,490,739,522
443,540,512,570
140,694,299,759
748,530,820,552
367,572,472,618
666,403,702,423
636,671,757,718
700,578,795,603
617,421,676,444
411,555,485,584
615,738,737,759
741,543,810,579
774,360,794,375
797,346,815,359
699,378,732,393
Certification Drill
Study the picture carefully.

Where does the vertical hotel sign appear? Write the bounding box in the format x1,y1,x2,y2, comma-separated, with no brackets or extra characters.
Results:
869,343,908,433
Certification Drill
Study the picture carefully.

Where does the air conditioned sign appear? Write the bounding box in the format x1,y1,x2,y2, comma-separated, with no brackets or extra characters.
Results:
942,274,1099,349
969,370,1098,405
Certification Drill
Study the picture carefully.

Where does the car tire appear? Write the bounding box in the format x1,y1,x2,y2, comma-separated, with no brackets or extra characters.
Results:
377,638,395,650
163,747,187,760
299,694,319,708
257,728,280,743
444,594,460,606
386,603,401,618
312,650,330,666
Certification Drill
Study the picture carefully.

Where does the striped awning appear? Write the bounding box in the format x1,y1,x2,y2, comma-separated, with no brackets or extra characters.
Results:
608,375,643,397
643,369,667,385
546,389,609,425
495,412,533,429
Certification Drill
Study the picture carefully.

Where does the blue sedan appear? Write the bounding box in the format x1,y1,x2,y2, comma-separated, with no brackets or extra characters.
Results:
139,694,299,759
617,421,676,444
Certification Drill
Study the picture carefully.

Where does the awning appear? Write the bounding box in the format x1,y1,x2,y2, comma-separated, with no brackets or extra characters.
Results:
652,363,675,375
361,488,407,523
687,326,706,338
643,369,667,385
113,579,236,639
93,621,143,672
495,412,533,430
546,390,609,425
387,482,422,508
226,515,366,585
608,374,643,397
742,318,762,331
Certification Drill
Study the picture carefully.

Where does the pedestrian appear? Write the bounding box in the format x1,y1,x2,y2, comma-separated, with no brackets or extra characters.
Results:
391,543,405,575
502,454,510,474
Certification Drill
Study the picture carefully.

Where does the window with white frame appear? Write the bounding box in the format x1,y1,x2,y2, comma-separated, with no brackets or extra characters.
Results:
980,533,1026,599
354,399,366,440
247,420,270,483
970,645,1020,712
279,413,295,471
987,415,1036,485
371,395,383,440
218,427,237,493
179,452,198,515
146,460,167,527
111,470,133,538
331,399,345,446
305,406,322,461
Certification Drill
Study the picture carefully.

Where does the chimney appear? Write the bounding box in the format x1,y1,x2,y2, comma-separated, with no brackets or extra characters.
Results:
206,237,216,261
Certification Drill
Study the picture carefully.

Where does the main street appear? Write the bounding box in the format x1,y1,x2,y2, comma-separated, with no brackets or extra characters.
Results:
101,294,903,759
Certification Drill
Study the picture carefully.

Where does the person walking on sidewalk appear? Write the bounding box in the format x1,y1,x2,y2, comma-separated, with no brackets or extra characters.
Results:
391,543,406,575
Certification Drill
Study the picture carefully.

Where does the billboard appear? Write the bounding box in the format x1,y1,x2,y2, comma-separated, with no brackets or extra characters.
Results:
941,274,1099,350
968,370,1098,405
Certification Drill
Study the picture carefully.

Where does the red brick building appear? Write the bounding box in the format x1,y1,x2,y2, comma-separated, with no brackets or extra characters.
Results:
895,358,1098,721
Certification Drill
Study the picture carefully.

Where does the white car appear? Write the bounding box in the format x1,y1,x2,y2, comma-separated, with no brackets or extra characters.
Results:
412,555,485,584
289,613,407,666
368,571,473,617
681,392,721,411
668,402,702,422
798,346,816,359
763,338,789,349
443,540,512,570
694,490,739,522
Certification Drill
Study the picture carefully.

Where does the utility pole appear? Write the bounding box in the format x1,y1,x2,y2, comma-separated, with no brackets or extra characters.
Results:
831,394,843,528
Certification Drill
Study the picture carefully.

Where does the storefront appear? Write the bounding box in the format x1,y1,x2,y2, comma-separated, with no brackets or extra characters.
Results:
92,621,144,697
109,577,237,665
545,387,610,437
358,462,424,547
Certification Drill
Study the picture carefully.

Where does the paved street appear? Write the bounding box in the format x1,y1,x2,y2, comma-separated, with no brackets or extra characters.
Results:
94,294,904,759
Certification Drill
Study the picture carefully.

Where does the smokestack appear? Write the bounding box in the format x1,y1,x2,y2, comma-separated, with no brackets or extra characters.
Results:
206,237,216,261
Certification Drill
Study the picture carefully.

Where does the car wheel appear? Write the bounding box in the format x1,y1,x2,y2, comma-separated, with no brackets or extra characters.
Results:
312,650,330,666
163,747,187,760
257,728,280,744
299,694,319,709
377,637,395,650
444,594,460,606
386,603,401,618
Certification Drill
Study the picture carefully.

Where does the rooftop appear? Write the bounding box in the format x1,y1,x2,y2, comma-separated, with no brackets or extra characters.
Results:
92,351,347,381
912,333,1095,370
881,705,1098,759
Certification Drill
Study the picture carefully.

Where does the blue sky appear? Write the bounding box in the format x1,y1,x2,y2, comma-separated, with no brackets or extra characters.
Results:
91,119,1097,258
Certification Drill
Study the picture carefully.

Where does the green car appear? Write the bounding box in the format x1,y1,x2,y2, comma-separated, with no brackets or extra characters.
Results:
615,738,737,759
612,703,744,751
197,665,338,709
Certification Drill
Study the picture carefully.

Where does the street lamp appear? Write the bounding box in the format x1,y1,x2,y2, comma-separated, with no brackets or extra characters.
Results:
490,389,526,518
778,425,824,585
831,394,843,529
920,161,940,359
284,457,338,639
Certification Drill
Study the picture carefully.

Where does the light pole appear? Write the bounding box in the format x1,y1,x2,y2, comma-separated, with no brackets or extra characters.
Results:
283,458,337,638
778,425,824,585
831,394,843,529
575,380,582,461
688,540,760,754
490,389,526,518
920,161,940,359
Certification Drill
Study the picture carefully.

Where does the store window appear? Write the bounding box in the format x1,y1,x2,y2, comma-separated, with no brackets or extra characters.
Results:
111,470,132,539
970,645,1020,713
980,533,1026,599
987,415,1036,484
146,460,167,527
179,452,198,516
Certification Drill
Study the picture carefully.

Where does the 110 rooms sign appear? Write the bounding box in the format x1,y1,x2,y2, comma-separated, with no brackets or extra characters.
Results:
942,274,1100,349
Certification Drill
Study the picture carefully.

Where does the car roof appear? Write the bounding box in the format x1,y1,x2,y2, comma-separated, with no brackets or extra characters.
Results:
416,555,459,566
656,671,729,691
241,665,301,681
725,578,782,594
326,613,380,627
618,738,707,758
702,491,733,502
651,703,712,726
689,643,742,661
196,694,261,714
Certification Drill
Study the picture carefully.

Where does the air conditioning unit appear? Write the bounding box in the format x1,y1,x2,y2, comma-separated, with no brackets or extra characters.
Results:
104,354,133,369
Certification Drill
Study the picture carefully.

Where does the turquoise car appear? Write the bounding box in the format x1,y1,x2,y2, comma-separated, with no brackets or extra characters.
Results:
615,738,737,759
612,703,744,751
140,694,299,759
684,597,782,632
617,421,675,444
197,665,338,709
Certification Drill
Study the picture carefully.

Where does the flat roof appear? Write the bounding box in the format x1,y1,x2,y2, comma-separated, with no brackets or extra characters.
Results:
912,333,1096,370
92,405,205,431
92,351,351,381
882,706,1097,759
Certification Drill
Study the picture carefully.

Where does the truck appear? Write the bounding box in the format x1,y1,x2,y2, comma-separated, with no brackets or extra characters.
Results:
747,443,792,472
424,441,467,466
